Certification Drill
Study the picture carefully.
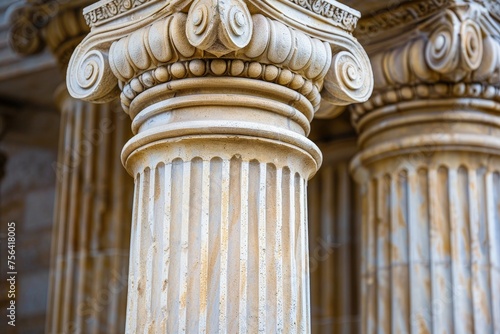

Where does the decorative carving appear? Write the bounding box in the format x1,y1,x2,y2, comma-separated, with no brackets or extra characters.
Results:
360,7,500,101
73,11,363,103
67,2,373,107
64,1,374,332
286,0,359,32
83,0,154,27
351,82,500,124
119,59,322,114
186,0,253,57
8,5,45,55
486,1,500,22
106,13,331,84
9,1,91,69
321,48,372,106
45,7,90,70
349,3,500,332
356,0,452,37
69,49,120,102
424,11,483,78
240,14,332,82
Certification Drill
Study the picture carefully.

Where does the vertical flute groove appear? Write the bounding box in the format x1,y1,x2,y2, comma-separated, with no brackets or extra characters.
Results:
239,160,249,334
258,163,267,333
218,159,230,334
276,168,284,333
490,172,500,332
61,102,82,331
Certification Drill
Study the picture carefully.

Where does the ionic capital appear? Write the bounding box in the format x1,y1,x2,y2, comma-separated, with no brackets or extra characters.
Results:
66,0,373,113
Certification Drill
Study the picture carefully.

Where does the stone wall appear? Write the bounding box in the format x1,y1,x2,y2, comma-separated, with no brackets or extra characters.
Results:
0,105,59,334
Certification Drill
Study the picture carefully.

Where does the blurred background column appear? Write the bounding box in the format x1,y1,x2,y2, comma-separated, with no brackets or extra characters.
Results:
9,1,133,332
350,1,500,333
308,114,361,334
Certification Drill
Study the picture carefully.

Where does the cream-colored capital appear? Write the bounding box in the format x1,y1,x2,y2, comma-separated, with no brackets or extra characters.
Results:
66,1,373,332
351,2,500,333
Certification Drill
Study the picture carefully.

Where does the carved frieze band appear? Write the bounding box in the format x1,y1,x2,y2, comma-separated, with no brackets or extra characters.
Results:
83,0,155,27
285,0,359,32
486,0,500,22
356,0,452,36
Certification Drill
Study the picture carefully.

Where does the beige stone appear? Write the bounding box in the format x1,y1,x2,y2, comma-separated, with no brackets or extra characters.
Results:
66,0,373,332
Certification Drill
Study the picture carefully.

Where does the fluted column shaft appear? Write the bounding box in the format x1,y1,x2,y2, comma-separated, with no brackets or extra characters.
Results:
120,70,322,332
7,3,137,332
127,133,314,332
354,148,500,333
353,120,500,333
47,88,133,333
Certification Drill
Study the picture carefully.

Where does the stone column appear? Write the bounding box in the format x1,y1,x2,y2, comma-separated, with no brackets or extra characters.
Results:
350,2,500,333
66,0,373,332
9,2,133,332
307,119,361,333
49,90,133,333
